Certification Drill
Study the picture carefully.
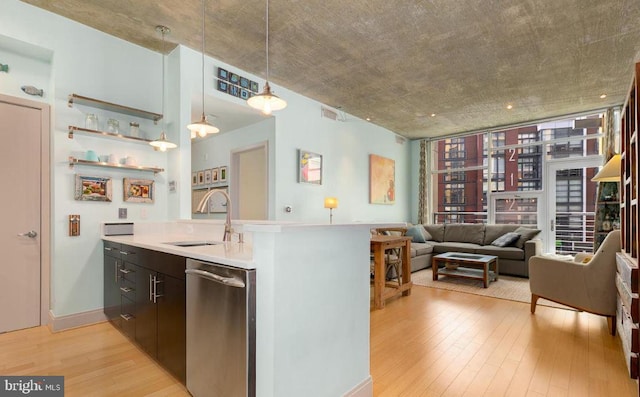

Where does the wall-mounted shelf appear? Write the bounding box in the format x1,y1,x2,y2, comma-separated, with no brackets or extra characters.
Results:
68,126,154,145
68,157,164,174
68,93,163,124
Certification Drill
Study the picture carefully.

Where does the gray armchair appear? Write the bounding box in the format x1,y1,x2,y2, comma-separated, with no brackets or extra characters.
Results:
529,230,621,335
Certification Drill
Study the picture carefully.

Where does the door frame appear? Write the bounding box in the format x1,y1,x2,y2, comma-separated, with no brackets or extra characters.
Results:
543,155,602,253
0,94,51,328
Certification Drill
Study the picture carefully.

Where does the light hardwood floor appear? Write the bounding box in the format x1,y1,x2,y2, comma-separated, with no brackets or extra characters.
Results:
0,286,637,396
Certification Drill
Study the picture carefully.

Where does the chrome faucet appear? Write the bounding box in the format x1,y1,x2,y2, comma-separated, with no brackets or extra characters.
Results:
197,190,233,242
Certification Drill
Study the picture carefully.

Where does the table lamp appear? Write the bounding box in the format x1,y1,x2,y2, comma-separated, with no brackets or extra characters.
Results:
324,197,338,224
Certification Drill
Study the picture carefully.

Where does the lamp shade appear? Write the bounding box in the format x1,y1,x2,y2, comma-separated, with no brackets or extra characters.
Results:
247,82,287,115
592,154,621,182
324,197,338,209
149,131,177,152
187,114,220,137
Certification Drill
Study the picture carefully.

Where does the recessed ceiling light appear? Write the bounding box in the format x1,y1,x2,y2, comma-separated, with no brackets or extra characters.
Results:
600,94,607,99
366,117,371,121
506,104,513,110
430,113,436,117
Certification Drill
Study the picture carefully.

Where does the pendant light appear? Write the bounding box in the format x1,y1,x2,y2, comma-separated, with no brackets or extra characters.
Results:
150,25,177,152
247,0,287,115
187,0,220,138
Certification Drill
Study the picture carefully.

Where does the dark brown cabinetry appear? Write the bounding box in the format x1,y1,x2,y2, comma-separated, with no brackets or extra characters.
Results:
619,61,640,382
103,241,186,383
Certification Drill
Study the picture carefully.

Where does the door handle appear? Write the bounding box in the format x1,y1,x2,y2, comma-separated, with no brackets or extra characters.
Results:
18,230,37,238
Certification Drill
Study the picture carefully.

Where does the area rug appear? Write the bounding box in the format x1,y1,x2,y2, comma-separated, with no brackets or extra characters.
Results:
411,269,572,310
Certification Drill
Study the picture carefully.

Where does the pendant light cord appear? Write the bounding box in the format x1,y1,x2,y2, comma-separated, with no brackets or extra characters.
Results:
201,0,206,118
161,29,166,132
265,0,269,82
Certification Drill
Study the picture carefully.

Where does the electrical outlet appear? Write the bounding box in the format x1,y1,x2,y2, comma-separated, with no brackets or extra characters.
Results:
118,208,127,219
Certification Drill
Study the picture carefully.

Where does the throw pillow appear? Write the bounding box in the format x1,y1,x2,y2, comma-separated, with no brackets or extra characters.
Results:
406,225,427,243
491,232,520,247
420,225,433,241
514,227,541,249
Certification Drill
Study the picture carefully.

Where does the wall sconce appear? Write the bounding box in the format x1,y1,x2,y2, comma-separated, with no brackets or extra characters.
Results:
324,197,338,224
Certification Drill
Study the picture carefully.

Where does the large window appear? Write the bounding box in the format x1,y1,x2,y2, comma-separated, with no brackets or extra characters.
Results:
429,113,604,225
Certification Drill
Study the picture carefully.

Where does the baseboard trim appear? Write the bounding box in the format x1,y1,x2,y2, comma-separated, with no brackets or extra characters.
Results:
343,376,373,397
48,309,108,332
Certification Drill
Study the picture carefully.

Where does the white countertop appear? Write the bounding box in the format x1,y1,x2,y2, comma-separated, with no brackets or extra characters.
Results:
102,234,255,269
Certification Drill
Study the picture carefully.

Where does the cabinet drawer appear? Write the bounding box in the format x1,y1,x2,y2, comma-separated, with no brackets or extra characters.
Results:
616,273,639,323
103,241,122,259
119,263,137,283
616,252,638,293
617,298,639,379
119,245,144,265
119,278,136,301
120,296,136,339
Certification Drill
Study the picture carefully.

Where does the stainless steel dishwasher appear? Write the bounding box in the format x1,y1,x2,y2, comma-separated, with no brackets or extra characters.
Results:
185,258,256,397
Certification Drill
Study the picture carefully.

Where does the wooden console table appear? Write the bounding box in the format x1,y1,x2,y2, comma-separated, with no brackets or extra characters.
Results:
370,235,413,309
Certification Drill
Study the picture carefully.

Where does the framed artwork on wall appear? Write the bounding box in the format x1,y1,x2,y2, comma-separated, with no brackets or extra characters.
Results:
204,169,212,184
74,175,112,201
123,178,154,203
219,166,228,183
298,149,322,185
369,154,395,205
212,167,219,183
197,171,205,185
191,172,197,186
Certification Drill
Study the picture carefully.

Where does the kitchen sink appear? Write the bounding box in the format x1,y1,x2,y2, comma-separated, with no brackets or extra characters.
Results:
165,241,220,247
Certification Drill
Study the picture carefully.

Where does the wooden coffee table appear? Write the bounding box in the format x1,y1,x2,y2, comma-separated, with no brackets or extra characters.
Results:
432,252,499,288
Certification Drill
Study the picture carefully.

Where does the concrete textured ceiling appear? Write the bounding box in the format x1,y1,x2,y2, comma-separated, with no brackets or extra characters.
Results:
21,0,640,139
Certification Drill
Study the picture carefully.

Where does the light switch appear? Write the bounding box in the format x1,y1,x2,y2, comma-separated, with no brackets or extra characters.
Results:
119,208,127,219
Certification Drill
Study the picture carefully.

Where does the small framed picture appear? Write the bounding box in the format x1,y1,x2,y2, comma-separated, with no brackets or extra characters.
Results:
219,166,228,183
250,81,259,93
228,85,240,97
229,72,240,85
123,178,154,203
240,89,250,100
75,175,112,201
212,167,220,183
217,67,228,81
239,76,250,89
298,149,323,185
197,170,205,185
192,172,197,186
217,79,228,93
204,169,212,184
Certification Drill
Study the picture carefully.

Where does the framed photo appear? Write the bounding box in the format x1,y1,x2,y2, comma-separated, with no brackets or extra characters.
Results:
298,149,322,185
217,79,228,93
219,166,227,183
197,170,205,185
228,85,240,97
123,178,154,203
239,76,250,89
217,67,228,81
191,172,197,186
204,169,212,184
240,89,250,100
212,167,220,183
250,80,259,93
229,72,240,85
75,175,112,201
369,154,395,205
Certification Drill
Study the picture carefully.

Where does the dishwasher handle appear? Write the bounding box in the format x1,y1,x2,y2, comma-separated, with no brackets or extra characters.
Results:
185,268,245,288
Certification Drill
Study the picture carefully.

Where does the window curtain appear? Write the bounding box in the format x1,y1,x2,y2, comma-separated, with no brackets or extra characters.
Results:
417,140,427,224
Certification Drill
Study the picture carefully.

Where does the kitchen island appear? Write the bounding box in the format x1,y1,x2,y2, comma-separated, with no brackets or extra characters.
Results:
103,220,378,397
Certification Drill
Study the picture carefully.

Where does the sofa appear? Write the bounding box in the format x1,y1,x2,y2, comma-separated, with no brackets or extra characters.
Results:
405,223,542,278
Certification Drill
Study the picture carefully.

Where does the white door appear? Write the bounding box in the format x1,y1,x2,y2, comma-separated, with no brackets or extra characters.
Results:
231,143,268,220
545,157,601,254
0,99,43,332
